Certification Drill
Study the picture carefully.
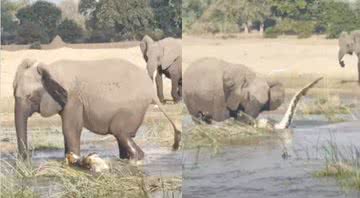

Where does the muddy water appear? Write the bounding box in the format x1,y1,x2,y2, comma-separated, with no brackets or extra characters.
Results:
182,117,360,198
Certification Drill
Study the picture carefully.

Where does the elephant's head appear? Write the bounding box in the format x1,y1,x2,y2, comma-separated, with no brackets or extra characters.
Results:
223,68,285,118
140,35,179,79
13,59,67,159
338,32,355,68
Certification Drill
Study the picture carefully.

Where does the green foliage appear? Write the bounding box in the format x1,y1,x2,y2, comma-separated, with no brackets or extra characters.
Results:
186,0,360,38
57,19,84,43
16,21,49,44
80,0,155,41
317,0,360,38
29,41,41,49
269,19,316,38
16,1,62,43
264,27,279,38
1,0,27,44
150,0,182,37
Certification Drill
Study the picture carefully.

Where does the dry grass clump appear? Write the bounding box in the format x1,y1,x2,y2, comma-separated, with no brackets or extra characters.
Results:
182,119,269,152
315,142,360,191
299,95,353,122
0,158,181,198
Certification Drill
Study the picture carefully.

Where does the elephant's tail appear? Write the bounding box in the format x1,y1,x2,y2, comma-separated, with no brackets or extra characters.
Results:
274,77,323,129
152,69,181,151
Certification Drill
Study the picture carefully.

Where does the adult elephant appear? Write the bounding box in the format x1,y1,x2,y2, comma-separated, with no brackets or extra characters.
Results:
338,30,360,82
140,35,182,103
183,58,285,123
13,59,181,161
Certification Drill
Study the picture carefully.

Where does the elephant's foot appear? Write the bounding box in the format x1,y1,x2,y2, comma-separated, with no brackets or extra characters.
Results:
128,139,144,161
118,139,144,162
119,148,129,159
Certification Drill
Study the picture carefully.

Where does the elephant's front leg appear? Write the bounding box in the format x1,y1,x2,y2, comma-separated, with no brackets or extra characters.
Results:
171,78,182,103
61,99,83,156
155,72,165,103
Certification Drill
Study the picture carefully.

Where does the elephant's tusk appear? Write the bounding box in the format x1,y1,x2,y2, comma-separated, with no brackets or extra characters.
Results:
274,77,323,129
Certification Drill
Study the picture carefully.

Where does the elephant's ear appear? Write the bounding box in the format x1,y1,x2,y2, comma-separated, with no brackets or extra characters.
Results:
160,38,181,70
13,59,37,90
223,68,243,111
140,35,154,62
37,65,68,108
267,80,285,110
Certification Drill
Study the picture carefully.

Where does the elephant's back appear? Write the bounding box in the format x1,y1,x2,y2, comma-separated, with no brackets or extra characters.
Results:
51,59,153,102
183,58,228,121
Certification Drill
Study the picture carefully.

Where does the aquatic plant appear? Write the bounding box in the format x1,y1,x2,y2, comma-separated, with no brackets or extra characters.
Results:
315,141,360,191
299,95,354,122
182,119,270,153
0,157,181,198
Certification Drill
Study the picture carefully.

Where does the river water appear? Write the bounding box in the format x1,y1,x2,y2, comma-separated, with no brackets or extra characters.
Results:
182,115,360,198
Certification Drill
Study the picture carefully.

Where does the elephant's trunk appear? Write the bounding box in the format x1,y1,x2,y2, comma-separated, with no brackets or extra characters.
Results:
338,49,346,68
274,77,323,129
14,98,30,159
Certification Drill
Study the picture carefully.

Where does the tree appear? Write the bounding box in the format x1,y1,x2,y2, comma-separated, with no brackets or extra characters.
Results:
16,1,62,43
237,0,271,33
57,19,84,43
150,0,182,37
59,0,85,29
317,0,360,38
16,21,49,44
79,0,155,41
182,0,215,31
1,0,28,44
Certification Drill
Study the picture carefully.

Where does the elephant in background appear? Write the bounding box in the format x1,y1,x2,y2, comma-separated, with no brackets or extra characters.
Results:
140,35,182,103
183,58,285,123
338,30,360,82
13,59,181,161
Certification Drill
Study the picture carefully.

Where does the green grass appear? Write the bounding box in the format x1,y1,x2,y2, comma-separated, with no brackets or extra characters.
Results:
0,158,181,198
314,142,360,191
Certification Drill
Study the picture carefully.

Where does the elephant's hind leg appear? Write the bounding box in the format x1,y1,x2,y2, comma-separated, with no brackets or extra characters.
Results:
115,134,144,161
110,107,147,161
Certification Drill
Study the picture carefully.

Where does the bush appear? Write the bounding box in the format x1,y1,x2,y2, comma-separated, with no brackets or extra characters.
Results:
29,41,41,49
57,19,84,43
87,30,112,43
264,27,279,38
146,28,165,40
264,19,316,39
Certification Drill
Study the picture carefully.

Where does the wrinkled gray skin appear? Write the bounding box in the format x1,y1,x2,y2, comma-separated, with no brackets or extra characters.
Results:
183,58,285,123
338,30,360,82
13,59,180,161
140,35,182,103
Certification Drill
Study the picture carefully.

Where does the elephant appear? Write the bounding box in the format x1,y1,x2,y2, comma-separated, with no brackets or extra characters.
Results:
140,35,182,103
338,30,360,82
13,59,181,161
183,58,285,123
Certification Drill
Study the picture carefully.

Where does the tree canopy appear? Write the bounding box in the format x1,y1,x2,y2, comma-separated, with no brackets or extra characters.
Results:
183,0,360,38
